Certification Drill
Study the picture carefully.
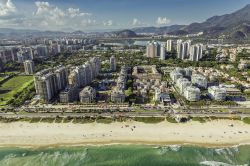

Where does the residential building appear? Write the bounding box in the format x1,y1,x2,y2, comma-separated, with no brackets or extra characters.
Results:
154,88,171,104
34,69,58,102
181,41,191,60
55,66,68,91
51,44,61,55
191,74,207,89
74,66,87,88
208,86,227,101
176,78,192,94
132,65,161,80
166,40,173,52
160,43,166,60
0,49,14,63
36,45,48,57
23,60,35,75
111,90,126,103
110,55,117,71
176,39,183,59
79,86,96,103
190,44,203,61
59,86,78,103
170,70,183,83
111,66,128,103
184,86,201,102
146,41,160,58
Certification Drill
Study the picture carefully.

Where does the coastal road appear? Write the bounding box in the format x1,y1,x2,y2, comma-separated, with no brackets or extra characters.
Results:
1,111,250,119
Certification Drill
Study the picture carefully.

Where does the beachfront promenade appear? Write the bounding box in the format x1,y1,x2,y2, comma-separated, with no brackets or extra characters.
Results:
1,109,250,119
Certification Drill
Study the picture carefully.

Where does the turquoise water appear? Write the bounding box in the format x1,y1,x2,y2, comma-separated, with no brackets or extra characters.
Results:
0,145,250,166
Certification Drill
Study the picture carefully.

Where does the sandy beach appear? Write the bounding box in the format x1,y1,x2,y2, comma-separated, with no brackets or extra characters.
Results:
0,120,250,147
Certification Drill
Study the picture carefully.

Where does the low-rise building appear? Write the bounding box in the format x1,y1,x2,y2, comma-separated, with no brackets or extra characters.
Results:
111,90,126,103
79,86,96,103
111,66,128,103
59,86,79,103
208,86,227,101
238,60,249,70
184,86,200,102
219,84,241,95
132,65,161,80
170,70,183,83
154,88,171,104
191,74,207,89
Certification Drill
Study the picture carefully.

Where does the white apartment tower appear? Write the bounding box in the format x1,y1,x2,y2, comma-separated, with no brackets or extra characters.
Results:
146,41,160,58
166,40,173,52
24,60,35,75
189,44,203,61
177,40,183,59
160,43,166,60
110,55,117,71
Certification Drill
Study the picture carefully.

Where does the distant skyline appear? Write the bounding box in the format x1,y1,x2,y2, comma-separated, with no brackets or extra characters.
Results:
0,0,249,31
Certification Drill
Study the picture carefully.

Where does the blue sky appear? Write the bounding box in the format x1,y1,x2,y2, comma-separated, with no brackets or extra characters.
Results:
0,0,249,31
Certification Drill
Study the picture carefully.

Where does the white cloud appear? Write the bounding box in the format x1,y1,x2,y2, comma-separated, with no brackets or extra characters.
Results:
0,0,16,16
32,1,94,28
156,17,171,25
67,8,91,18
0,1,116,30
81,19,97,27
131,18,149,27
132,18,140,26
34,1,66,25
103,20,113,26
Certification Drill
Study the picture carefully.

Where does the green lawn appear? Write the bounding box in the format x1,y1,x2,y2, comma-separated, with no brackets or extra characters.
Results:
0,77,4,82
0,76,34,106
0,73,7,82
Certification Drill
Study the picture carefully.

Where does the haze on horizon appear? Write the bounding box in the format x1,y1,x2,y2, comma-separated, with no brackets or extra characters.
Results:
0,0,249,32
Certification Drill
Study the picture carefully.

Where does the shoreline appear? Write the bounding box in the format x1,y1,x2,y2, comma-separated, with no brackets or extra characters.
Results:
0,120,250,149
1,141,249,149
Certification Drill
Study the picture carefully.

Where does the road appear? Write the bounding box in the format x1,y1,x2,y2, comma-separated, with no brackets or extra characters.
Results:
1,111,250,119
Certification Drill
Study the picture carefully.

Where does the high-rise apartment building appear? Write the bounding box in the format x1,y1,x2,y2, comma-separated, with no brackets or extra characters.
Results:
0,49,14,63
160,44,166,60
23,60,35,75
34,69,59,102
55,66,68,91
176,40,183,59
181,40,191,59
166,40,173,52
189,44,203,61
146,41,160,58
36,45,49,57
110,55,117,71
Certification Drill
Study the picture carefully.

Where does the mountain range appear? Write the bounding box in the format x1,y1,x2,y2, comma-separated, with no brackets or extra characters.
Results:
0,4,250,40
132,4,250,40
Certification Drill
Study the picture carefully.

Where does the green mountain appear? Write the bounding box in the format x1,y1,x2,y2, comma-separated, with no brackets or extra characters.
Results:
181,4,250,39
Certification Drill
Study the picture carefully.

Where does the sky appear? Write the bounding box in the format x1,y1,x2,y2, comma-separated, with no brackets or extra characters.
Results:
0,0,249,31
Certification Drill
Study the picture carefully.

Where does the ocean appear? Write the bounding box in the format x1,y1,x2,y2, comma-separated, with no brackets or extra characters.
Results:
0,145,249,166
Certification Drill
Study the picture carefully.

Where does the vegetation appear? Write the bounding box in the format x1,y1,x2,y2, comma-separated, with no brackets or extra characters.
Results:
8,82,35,107
243,117,250,124
0,116,250,124
191,117,208,123
134,117,165,123
73,117,95,123
96,117,113,124
0,75,34,107
166,117,178,123
40,118,55,123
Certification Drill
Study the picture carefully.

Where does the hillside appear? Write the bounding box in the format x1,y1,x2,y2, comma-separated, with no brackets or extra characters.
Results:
180,4,250,39
129,4,250,40
132,25,185,34
113,30,137,38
